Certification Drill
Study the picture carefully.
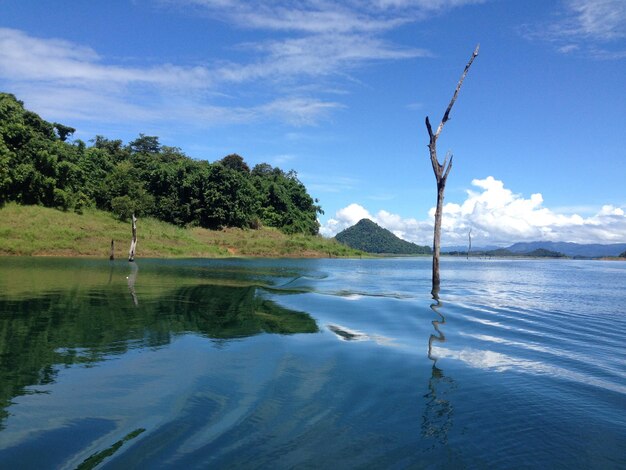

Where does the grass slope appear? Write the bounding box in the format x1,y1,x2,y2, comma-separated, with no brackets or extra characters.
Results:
0,203,362,258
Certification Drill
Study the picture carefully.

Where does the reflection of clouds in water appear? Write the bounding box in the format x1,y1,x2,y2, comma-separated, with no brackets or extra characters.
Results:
0,336,211,453
460,333,580,362
326,324,397,347
460,333,626,380
433,346,626,395
461,316,509,329
332,291,412,300
459,312,542,336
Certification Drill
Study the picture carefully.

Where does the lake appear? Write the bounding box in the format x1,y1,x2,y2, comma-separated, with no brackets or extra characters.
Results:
0,256,624,469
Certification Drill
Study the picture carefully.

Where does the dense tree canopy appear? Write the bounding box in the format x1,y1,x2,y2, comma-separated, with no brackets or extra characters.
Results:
0,92,322,234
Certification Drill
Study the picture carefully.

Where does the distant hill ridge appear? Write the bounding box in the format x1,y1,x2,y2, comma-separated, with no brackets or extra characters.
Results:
443,241,626,258
506,241,626,258
335,219,431,255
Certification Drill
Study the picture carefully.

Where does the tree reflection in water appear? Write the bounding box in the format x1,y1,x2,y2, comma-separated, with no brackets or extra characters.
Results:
127,262,139,306
0,263,318,430
422,288,456,446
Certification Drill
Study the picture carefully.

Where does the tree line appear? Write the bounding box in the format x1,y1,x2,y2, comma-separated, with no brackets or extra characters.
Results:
0,92,322,235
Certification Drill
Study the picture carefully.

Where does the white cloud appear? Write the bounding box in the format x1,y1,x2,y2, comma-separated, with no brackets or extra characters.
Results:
557,44,580,54
321,176,626,245
267,153,297,165
523,0,626,58
0,27,347,128
564,0,626,41
257,97,343,125
176,0,486,34
0,0,487,129
0,28,212,89
302,174,360,194
167,1,433,86
319,203,373,237
179,0,398,33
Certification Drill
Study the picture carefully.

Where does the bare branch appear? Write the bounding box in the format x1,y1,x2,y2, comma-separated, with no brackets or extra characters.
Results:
443,154,453,181
425,116,434,140
442,150,452,171
429,149,441,179
434,44,479,139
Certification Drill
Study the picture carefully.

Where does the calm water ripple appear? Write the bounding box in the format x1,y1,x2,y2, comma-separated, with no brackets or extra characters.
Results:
0,256,624,469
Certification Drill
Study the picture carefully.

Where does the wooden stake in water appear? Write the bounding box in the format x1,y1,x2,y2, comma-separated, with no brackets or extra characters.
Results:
128,214,137,262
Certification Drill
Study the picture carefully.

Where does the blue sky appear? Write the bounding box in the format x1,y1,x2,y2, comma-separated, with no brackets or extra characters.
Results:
1,0,625,246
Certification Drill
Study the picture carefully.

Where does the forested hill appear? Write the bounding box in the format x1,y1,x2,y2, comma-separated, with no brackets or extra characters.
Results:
335,219,431,254
506,241,626,258
0,92,322,234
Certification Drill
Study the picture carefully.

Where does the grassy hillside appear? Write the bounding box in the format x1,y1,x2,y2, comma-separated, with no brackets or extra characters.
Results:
0,203,362,258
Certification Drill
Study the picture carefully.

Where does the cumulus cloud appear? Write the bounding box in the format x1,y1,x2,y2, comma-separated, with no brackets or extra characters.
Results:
320,176,626,245
320,203,374,237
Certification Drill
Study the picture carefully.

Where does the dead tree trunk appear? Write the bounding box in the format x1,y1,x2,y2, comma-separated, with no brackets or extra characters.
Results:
425,45,479,292
109,239,115,261
128,214,137,262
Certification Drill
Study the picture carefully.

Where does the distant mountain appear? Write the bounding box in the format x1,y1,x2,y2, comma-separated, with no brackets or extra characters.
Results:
445,247,566,258
442,244,499,253
506,241,626,258
444,241,626,258
335,219,432,255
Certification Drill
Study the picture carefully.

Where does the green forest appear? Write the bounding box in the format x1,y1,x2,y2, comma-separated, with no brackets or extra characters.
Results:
0,92,322,235
335,218,431,254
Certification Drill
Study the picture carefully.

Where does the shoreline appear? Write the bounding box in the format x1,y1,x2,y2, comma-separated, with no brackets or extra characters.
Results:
0,203,363,259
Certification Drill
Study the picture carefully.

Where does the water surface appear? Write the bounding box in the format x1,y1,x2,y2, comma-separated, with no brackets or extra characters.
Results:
0,257,624,469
